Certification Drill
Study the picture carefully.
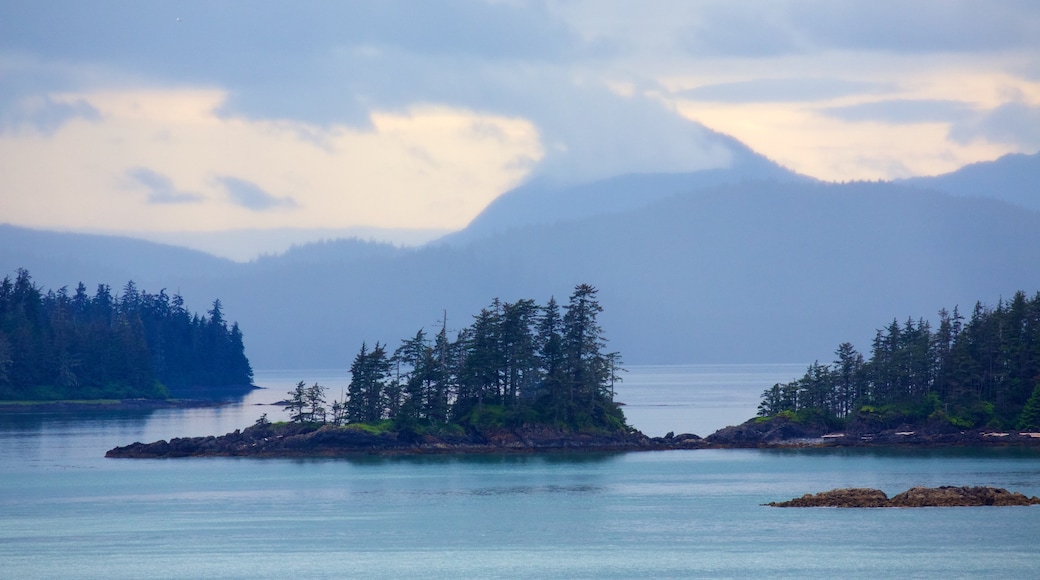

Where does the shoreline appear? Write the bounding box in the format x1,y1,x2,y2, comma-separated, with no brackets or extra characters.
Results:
705,416,1040,449
105,423,707,458
0,384,261,413
104,420,1040,459
0,398,241,413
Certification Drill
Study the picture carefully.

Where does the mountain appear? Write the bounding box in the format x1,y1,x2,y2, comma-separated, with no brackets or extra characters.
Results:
4,152,1040,371
901,150,1040,210
0,224,240,297
437,139,806,245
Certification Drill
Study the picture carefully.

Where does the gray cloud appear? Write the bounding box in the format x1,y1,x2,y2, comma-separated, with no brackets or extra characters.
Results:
949,102,1040,150
0,95,99,134
679,6,803,57
217,176,298,211
797,0,1040,54
820,99,978,124
128,167,204,204
679,78,895,103
676,0,1040,57
3,1,1038,186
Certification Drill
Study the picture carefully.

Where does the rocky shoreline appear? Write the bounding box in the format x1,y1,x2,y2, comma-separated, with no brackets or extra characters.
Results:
105,422,707,458
104,414,1040,458
706,416,1040,448
767,486,1040,508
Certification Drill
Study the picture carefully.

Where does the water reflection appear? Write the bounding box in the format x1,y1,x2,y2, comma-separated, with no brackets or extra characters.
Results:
282,450,623,467
0,364,806,464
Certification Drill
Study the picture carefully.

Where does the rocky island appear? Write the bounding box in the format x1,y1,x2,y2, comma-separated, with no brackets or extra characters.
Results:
767,486,1040,508
106,284,714,458
105,421,706,458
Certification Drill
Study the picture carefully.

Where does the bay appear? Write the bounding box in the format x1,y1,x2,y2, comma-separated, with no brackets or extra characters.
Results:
2,365,1039,579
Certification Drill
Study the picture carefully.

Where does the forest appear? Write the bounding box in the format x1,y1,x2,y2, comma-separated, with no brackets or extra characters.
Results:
0,269,253,400
758,290,1040,431
277,284,628,433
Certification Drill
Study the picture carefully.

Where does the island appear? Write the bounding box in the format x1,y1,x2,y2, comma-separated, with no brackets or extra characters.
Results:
106,286,1040,457
109,284,710,458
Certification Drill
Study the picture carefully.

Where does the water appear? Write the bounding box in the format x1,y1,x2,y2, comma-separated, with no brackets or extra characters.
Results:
2,365,1039,579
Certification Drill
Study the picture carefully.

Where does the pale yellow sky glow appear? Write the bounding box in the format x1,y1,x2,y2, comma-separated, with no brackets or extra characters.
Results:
0,89,542,234
666,63,1040,180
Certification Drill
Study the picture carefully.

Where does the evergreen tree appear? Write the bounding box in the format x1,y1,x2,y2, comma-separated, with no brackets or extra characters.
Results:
562,284,608,409
285,381,308,423
346,342,392,423
536,296,567,425
305,382,328,423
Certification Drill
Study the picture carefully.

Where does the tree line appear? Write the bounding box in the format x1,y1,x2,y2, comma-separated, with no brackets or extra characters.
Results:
758,290,1040,430
281,284,627,432
0,269,253,400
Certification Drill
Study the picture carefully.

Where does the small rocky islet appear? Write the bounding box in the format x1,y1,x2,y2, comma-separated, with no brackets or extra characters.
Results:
104,421,705,458
767,486,1040,508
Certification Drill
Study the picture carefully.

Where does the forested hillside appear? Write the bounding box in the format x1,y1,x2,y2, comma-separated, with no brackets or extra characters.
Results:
0,269,253,400
758,290,1040,430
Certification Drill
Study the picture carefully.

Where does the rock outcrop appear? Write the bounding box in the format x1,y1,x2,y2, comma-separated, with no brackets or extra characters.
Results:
767,486,1040,508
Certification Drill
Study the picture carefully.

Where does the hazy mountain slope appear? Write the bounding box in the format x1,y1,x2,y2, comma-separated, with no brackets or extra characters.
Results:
6,178,1040,370
0,224,239,302
437,141,805,245
186,180,1040,369
901,150,1040,210
448,181,1040,364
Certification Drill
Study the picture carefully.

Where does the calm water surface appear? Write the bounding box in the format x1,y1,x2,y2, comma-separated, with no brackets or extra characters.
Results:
2,365,1039,579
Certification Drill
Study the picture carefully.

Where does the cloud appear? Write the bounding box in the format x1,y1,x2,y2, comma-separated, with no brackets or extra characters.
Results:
2,0,1038,231
0,95,100,134
0,1,742,182
679,78,895,103
949,102,1040,150
672,0,1040,57
128,167,204,204
216,176,298,212
797,0,1040,54
678,6,803,57
820,99,978,124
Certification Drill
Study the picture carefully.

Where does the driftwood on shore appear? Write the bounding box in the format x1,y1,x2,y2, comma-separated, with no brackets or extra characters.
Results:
767,486,1040,508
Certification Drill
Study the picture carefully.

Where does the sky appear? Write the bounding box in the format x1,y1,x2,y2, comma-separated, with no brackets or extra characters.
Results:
1,1,1039,259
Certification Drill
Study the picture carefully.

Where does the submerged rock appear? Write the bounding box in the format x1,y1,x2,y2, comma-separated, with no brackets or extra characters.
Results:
767,486,1040,508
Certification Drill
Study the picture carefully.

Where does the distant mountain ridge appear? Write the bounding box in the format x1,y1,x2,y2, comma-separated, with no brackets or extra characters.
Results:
901,150,1040,210
438,138,807,245
3,148,1039,369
